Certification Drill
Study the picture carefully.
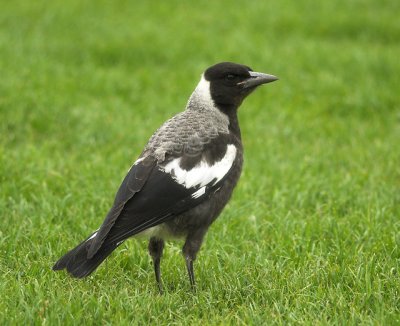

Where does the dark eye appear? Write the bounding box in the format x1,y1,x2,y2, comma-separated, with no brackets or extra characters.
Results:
225,74,236,81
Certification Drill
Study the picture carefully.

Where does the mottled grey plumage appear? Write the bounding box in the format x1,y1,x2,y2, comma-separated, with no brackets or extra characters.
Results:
144,87,229,161
52,62,278,292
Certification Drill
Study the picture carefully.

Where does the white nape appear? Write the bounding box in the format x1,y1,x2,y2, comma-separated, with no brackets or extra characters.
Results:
187,74,216,109
163,144,237,189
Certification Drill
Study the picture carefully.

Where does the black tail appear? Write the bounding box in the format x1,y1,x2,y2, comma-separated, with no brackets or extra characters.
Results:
52,235,118,278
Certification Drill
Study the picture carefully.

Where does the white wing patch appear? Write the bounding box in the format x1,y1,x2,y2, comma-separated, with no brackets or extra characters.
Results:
163,144,237,189
191,186,206,198
87,230,98,242
127,157,145,172
134,157,145,165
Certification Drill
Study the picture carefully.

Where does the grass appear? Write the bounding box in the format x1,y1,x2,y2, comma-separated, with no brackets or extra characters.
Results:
1,0,399,324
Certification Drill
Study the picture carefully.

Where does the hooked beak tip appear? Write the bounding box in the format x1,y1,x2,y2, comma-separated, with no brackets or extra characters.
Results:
240,71,279,89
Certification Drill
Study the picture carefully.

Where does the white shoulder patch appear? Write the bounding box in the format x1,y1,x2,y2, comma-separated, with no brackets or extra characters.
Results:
163,144,237,189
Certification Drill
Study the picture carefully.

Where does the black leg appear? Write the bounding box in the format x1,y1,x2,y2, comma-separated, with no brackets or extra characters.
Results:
185,257,196,289
182,229,207,290
148,237,164,293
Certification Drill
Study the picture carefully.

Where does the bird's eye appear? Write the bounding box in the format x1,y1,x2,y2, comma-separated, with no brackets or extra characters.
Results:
225,74,236,81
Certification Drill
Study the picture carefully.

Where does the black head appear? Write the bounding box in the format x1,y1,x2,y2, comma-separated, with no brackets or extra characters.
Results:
203,62,278,110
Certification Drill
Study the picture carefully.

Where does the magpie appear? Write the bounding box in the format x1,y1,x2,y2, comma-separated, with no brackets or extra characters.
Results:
53,62,278,291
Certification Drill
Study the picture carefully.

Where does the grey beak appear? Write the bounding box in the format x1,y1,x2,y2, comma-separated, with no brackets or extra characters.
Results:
240,71,279,89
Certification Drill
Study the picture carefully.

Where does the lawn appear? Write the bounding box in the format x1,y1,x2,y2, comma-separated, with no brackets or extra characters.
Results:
1,0,399,324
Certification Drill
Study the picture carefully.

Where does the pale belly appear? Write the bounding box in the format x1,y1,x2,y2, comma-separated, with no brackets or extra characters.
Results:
136,223,184,240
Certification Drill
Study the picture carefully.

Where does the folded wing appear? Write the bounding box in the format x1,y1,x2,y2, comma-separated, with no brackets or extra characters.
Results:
88,140,237,259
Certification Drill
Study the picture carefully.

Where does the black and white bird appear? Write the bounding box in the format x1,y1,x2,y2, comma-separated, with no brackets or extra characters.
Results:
53,62,278,291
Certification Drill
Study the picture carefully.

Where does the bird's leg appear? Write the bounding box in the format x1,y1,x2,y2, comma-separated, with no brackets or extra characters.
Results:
148,237,165,293
182,229,206,290
185,258,195,289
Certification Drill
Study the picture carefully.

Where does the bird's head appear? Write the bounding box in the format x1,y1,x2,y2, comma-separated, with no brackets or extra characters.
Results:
190,62,278,111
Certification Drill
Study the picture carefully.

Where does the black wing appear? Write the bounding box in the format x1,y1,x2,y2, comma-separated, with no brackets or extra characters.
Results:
87,156,156,258
87,141,234,258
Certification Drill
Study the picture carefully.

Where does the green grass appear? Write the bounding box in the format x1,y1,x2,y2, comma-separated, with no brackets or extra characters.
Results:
1,0,400,324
